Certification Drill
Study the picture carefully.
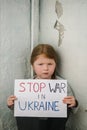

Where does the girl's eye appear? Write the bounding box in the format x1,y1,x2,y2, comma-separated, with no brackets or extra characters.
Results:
48,63,52,65
38,63,43,65
38,63,53,65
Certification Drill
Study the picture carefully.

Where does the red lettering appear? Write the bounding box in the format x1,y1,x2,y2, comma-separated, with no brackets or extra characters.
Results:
19,82,26,92
27,82,33,92
33,83,39,92
18,81,46,93
40,82,46,92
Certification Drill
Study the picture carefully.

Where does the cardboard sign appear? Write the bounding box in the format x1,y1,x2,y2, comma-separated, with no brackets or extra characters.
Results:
14,79,67,117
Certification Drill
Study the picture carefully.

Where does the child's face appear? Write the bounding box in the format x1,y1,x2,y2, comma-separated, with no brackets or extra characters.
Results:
32,54,56,79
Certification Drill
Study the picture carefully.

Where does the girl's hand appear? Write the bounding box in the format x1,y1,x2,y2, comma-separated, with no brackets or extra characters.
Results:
7,95,17,108
63,96,77,107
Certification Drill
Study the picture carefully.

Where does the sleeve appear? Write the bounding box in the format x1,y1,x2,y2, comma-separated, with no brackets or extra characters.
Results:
67,84,79,114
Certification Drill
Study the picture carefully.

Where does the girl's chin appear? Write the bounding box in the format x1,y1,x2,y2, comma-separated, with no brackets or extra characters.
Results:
40,76,51,79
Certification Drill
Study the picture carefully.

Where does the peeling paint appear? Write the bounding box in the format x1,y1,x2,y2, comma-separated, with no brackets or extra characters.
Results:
55,0,63,18
54,0,65,46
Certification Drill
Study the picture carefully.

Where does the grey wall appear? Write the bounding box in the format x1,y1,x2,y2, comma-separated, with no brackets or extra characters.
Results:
0,0,31,129
39,0,87,130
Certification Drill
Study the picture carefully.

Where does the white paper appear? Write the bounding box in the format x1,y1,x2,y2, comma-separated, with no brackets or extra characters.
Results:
14,79,67,117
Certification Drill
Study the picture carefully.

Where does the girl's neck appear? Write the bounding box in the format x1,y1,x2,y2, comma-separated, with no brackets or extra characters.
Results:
33,75,55,79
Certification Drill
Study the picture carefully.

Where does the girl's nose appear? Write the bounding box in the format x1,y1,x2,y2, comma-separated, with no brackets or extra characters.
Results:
44,64,48,70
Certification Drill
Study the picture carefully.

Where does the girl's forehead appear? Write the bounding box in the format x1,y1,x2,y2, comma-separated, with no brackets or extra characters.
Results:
36,54,51,59
34,54,56,63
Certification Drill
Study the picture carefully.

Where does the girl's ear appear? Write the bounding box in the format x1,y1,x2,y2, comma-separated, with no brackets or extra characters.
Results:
32,65,36,73
32,64,34,70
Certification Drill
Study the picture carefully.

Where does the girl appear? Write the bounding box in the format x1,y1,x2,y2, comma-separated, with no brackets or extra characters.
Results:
7,44,78,130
